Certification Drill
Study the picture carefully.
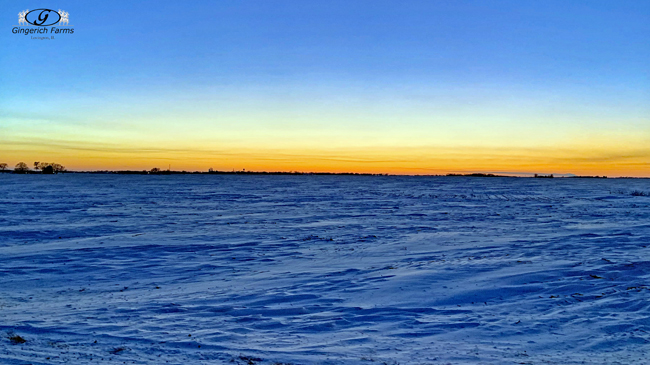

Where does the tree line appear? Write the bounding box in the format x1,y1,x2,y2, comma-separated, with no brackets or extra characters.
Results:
0,162,66,174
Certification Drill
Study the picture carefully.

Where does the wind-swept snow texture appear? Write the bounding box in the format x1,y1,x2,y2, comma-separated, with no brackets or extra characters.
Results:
1,175,649,364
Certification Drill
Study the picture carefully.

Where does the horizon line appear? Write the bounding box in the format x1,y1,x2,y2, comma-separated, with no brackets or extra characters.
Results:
2,169,643,179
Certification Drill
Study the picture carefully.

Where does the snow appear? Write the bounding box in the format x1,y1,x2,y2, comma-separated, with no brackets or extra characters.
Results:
0,175,649,364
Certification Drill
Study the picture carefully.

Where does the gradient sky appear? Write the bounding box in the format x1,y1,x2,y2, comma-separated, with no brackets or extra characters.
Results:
1,0,649,175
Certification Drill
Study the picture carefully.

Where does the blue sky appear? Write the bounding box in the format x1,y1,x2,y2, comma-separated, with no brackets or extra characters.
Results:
1,0,649,174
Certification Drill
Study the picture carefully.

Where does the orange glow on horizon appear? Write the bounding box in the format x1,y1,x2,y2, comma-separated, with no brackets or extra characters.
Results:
2,144,648,177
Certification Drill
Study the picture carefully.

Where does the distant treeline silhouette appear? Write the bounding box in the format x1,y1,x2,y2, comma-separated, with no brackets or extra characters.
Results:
86,168,388,176
534,174,608,179
0,163,625,178
0,162,67,174
565,175,608,179
446,173,508,177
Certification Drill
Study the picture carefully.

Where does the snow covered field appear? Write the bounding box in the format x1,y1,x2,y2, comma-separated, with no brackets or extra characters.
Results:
1,175,649,364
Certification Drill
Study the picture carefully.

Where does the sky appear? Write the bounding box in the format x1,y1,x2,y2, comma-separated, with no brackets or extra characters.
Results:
1,0,649,176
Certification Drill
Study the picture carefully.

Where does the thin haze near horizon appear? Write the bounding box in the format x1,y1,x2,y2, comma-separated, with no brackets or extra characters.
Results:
1,0,649,176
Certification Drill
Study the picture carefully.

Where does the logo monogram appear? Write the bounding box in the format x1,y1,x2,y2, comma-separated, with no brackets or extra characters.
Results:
22,9,68,27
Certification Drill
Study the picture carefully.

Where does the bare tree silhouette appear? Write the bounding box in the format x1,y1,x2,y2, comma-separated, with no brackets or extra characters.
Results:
51,163,66,173
14,162,29,173
0,163,8,171
31,162,67,174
